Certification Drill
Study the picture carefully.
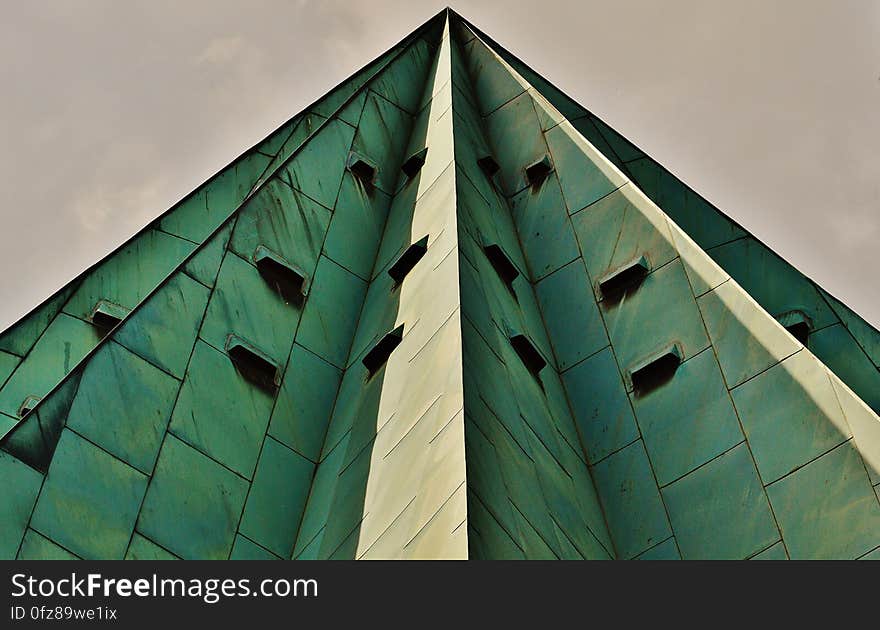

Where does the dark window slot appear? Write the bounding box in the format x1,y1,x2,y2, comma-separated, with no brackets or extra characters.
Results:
510,334,546,377
401,147,428,178
786,322,810,345
775,310,811,345
599,255,649,299
17,395,41,418
347,151,377,185
388,236,429,285
226,334,281,391
363,325,404,376
254,245,308,304
88,299,130,330
525,155,553,188
630,345,682,395
477,155,500,178
484,244,519,292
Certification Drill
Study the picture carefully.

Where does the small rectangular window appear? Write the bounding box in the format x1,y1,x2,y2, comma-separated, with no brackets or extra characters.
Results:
254,245,308,302
362,325,404,376
484,244,519,293
226,334,281,390
775,310,811,345
598,255,649,298
629,344,682,395
401,147,428,178
17,395,41,418
510,334,546,377
388,236,429,285
88,299,130,329
347,151,378,185
525,154,553,187
477,155,500,178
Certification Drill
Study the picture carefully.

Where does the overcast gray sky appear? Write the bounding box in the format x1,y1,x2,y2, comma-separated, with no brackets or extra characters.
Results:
1,1,877,331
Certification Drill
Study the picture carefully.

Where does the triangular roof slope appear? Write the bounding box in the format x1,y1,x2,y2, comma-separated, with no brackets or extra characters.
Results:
0,12,445,425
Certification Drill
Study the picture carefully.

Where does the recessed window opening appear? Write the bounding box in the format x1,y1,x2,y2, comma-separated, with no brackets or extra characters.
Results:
786,322,810,345
525,155,553,188
775,310,812,345
401,147,428,179
363,325,404,377
347,151,378,185
88,300,130,330
599,255,650,299
510,334,546,378
17,395,41,418
254,245,308,304
630,344,682,395
477,155,500,178
226,334,281,391
388,237,429,286
484,244,519,294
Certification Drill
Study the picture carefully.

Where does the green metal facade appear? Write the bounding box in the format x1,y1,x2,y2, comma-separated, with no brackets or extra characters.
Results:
1,10,879,560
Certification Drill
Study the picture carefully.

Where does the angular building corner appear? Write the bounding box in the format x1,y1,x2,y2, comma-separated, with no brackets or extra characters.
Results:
1,9,879,560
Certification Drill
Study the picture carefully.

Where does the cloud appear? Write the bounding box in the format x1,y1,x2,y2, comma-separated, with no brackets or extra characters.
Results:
64,136,174,236
71,175,171,234
193,35,246,67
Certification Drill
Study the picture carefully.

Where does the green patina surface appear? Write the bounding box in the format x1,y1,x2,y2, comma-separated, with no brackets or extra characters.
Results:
1,9,878,560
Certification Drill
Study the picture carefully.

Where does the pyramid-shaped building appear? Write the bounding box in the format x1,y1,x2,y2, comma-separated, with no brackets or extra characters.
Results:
2,10,879,560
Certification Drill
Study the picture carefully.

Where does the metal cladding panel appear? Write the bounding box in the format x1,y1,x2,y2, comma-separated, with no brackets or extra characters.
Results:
18,530,80,560
0,450,42,559
662,443,778,560
125,533,179,561
1,9,878,559
66,341,180,475
0,314,98,419
137,434,248,560
30,429,148,560
0,284,79,358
